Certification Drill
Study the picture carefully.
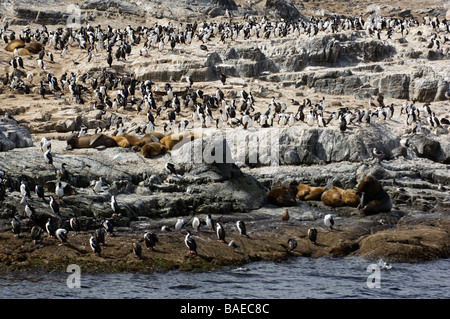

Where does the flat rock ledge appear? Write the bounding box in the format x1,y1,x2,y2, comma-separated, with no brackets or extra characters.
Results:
0,207,449,273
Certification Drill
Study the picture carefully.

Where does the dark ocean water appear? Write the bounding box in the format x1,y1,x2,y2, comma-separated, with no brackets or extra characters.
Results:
1,256,449,299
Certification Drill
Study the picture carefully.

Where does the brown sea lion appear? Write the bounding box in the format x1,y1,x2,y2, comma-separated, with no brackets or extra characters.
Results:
321,187,345,207
143,132,166,141
296,184,326,201
342,189,360,207
66,134,117,149
5,39,25,52
135,132,167,147
296,184,310,200
121,133,141,147
111,135,131,148
357,175,392,215
267,186,297,207
17,48,30,56
24,41,43,54
160,132,193,151
305,186,326,201
140,142,168,158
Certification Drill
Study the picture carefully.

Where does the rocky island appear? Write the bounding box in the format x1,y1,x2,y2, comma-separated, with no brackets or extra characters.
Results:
0,0,449,273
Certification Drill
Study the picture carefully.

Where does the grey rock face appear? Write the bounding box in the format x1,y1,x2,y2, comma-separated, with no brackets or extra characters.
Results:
265,0,304,21
379,74,410,99
0,121,33,151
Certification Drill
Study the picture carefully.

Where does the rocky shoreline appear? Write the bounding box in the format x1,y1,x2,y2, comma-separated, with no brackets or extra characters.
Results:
0,0,450,272
0,126,449,273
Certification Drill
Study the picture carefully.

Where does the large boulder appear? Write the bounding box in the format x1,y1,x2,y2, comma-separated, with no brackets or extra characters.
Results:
0,121,33,151
407,135,446,163
265,0,304,21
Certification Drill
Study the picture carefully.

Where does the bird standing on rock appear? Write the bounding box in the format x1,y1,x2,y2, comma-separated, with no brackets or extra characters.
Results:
175,218,184,232
31,226,43,245
70,217,81,234
185,230,197,255
133,242,142,259
11,216,21,238
111,195,120,215
236,220,249,238
216,222,226,243
324,214,334,229
281,209,290,221
56,228,68,246
90,235,102,256
205,214,215,232
192,216,201,232
144,232,158,251
288,238,297,251
308,228,317,245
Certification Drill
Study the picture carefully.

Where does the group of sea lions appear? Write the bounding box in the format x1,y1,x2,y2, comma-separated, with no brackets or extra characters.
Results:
267,175,392,215
5,39,43,56
65,130,204,159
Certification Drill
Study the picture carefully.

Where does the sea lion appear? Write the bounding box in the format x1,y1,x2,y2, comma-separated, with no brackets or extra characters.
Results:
321,187,361,207
120,133,141,147
160,132,192,151
296,184,310,200
66,134,117,149
24,41,43,54
296,184,325,201
5,39,25,52
135,132,166,147
267,186,297,207
305,186,326,201
17,48,30,56
296,184,325,200
357,175,392,215
342,189,360,207
321,187,345,207
111,135,131,148
140,142,168,158
160,132,204,151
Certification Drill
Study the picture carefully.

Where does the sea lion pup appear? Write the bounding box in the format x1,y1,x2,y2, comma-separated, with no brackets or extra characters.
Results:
267,186,297,207
296,184,325,201
66,134,118,149
160,131,204,151
140,142,168,158
357,175,392,215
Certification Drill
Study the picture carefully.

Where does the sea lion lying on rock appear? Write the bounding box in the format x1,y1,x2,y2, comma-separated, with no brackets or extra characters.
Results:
113,132,167,148
140,142,168,158
111,135,131,148
321,187,360,208
160,132,204,151
267,186,297,207
357,175,392,215
66,134,117,149
296,184,326,201
138,132,166,146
